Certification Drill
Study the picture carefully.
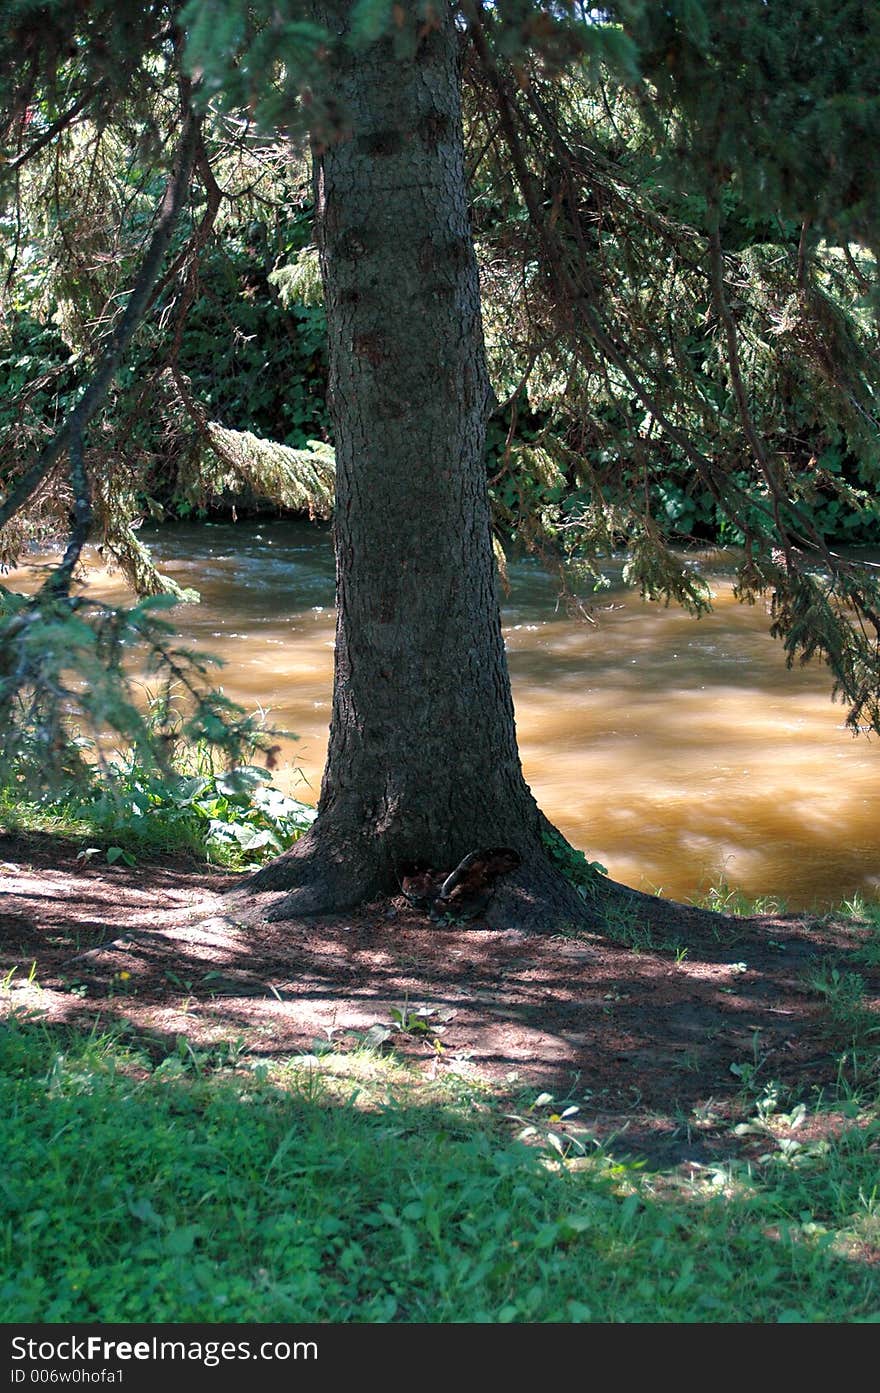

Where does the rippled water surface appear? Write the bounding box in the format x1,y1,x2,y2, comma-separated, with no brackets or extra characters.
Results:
11,519,880,908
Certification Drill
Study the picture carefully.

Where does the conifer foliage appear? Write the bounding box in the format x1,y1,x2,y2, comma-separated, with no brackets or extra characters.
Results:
1,2,879,923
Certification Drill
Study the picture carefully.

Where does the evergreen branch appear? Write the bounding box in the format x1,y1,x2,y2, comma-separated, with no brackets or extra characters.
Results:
39,418,91,599
0,104,198,536
466,14,730,512
706,203,797,567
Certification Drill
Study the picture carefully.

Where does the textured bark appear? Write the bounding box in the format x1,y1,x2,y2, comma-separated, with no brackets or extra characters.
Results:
241,3,595,931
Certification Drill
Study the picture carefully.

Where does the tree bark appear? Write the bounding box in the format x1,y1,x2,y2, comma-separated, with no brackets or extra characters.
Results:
241,2,597,931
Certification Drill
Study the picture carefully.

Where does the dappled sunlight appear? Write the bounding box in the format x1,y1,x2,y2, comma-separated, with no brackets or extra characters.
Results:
4,1006,878,1323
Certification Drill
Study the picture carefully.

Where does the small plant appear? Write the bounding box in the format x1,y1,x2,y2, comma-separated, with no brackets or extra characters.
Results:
728,1030,774,1100
390,1000,456,1044
840,895,880,968
840,893,880,926
541,826,607,898
695,878,787,917
804,961,879,1047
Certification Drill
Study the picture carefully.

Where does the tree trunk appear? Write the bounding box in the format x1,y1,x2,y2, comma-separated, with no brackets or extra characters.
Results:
242,2,597,931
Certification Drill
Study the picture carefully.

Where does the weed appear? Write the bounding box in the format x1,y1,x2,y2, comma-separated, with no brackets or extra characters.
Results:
389,1000,456,1041
728,1030,780,1106
804,961,879,1048
693,878,787,917
841,893,880,925
838,895,880,968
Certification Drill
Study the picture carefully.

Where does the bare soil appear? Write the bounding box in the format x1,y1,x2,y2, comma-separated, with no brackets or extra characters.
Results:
2,830,878,1168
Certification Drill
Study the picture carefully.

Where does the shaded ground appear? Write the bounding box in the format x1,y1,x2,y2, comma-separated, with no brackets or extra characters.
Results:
2,830,878,1167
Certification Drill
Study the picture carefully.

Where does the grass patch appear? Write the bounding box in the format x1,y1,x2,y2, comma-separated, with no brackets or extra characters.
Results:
802,961,880,1050
839,895,880,969
1,1018,878,1323
692,878,788,917
596,900,688,959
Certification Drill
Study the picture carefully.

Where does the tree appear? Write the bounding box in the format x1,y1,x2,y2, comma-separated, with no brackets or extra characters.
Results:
243,0,592,927
216,0,880,927
2,0,880,932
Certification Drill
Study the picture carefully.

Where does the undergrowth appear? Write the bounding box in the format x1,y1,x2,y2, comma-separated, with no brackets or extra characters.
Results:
691,878,788,917
0,709,315,869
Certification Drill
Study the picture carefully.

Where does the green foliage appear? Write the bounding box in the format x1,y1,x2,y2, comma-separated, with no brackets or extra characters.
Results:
0,748,315,872
541,824,607,896
81,757,315,868
171,220,330,456
269,245,323,309
1,86,330,580
469,33,880,727
0,1020,878,1322
0,1,168,170
181,1,330,136
0,590,279,798
3,0,880,784
196,426,334,520
625,1,880,247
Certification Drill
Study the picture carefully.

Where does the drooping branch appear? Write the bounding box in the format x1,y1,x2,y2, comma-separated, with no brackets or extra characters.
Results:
0,102,198,536
706,201,796,569
5,85,99,173
39,418,91,598
464,11,880,730
466,16,732,513
469,16,879,568
705,200,878,584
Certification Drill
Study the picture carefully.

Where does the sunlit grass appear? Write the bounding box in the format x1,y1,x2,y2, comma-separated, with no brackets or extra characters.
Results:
1,1015,878,1323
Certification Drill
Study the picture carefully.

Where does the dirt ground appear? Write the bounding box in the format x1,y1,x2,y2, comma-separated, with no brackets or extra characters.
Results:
2,830,878,1167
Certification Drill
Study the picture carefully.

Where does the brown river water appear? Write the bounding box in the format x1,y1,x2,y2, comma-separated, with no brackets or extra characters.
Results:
8,518,880,909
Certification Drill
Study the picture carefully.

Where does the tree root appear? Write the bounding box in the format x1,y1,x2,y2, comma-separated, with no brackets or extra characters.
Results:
481,854,607,934
227,828,607,934
225,822,725,937
224,825,382,922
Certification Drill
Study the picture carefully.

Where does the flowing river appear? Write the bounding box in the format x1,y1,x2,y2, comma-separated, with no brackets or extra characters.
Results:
8,518,880,909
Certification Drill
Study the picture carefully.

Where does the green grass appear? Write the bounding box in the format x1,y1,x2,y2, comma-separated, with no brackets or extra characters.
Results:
839,895,880,969
691,878,788,917
1,1017,878,1323
586,898,688,959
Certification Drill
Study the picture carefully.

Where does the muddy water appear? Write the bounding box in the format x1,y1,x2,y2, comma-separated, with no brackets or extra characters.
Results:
10,518,880,908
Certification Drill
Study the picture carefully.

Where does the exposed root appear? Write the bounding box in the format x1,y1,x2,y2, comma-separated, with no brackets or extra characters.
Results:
225,825,381,922
225,822,728,937
483,855,607,934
